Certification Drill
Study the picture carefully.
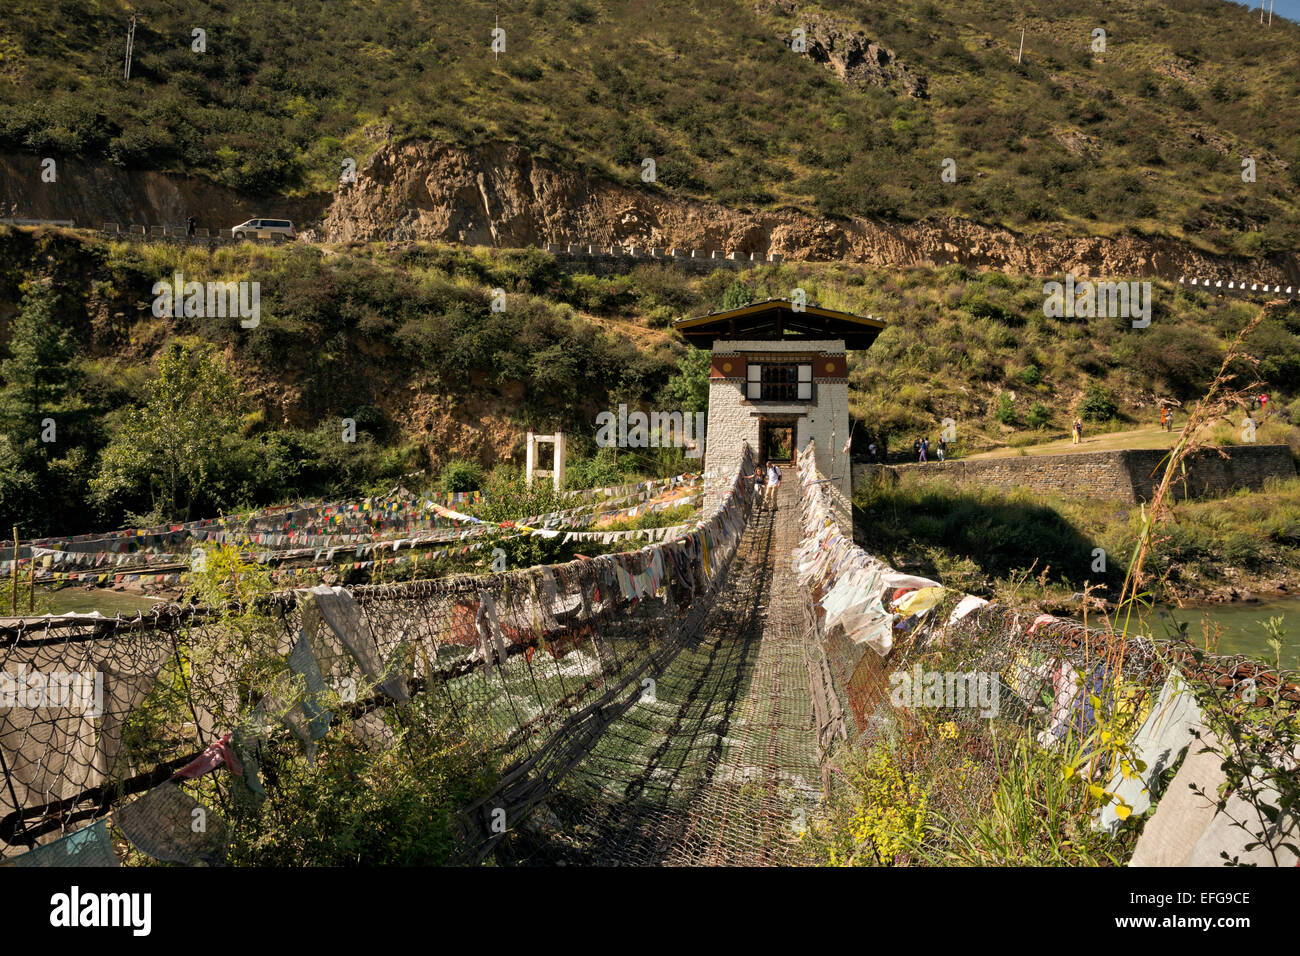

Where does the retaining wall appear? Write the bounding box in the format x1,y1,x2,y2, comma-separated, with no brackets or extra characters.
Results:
852,444,1296,502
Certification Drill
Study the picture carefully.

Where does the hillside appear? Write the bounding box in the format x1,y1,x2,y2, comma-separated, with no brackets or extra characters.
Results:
7,0,1300,889
1,224,1296,538
2,0,1299,262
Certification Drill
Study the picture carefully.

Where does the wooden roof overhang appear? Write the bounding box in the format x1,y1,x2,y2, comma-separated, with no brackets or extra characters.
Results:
672,298,885,350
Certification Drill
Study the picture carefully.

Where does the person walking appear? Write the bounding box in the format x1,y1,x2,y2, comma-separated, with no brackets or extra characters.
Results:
919,437,928,463
936,436,947,461
766,461,781,510
1073,419,1082,444
1160,405,1170,432
752,463,766,512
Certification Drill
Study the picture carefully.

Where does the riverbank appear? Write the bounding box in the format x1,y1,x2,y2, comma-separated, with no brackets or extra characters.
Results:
852,472,1300,663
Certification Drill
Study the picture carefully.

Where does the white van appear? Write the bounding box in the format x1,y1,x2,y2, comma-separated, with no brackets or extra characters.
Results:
231,218,296,240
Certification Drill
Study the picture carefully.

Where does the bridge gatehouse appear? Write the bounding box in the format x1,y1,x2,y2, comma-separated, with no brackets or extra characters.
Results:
673,298,885,527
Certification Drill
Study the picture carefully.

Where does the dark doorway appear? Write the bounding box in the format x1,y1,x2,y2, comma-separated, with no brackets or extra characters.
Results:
759,416,797,464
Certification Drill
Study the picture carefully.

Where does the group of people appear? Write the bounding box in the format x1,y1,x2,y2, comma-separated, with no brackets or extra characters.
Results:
911,436,946,462
864,436,947,463
1159,404,1180,432
752,461,783,510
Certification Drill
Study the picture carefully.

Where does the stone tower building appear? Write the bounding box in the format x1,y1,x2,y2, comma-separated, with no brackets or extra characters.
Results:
673,298,884,528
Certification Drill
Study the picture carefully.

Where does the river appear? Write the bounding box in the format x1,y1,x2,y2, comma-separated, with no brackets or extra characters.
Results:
32,587,1300,670
1148,596,1300,670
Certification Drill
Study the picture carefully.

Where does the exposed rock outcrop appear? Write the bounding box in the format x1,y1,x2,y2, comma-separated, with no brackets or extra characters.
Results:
321,140,1300,284
760,0,928,98
6,137,1296,285
0,152,328,231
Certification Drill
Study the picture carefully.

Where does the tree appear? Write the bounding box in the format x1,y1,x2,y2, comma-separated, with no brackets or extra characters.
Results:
1027,401,1052,429
993,392,1018,426
0,435,39,530
721,278,753,311
0,282,80,447
661,347,711,413
91,342,248,521
0,281,94,534
439,459,483,493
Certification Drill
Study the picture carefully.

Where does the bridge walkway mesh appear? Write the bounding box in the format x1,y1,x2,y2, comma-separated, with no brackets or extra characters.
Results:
498,481,821,865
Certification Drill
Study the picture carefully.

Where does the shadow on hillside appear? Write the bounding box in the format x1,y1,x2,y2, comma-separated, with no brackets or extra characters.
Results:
851,481,1113,594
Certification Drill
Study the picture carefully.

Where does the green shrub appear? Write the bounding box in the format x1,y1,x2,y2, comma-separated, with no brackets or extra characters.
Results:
226,698,494,866
993,393,1018,426
439,459,483,493
721,278,753,310
567,446,623,489
1027,401,1051,429
1080,384,1118,423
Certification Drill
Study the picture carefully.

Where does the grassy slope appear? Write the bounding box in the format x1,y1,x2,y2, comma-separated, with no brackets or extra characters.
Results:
963,419,1295,459
1,1,1298,254
852,470,1300,610
1,226,1297,533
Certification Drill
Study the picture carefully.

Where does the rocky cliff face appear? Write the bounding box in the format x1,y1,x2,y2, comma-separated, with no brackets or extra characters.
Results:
0,153,327,231
322,140,1300,284
761,0,929,99
6,139,1296,284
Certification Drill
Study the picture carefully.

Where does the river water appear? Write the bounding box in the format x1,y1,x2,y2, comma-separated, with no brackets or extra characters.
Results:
34,588,1300,669
1146,596,1300,670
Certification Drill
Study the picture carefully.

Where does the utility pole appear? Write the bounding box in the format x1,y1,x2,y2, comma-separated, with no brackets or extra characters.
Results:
1017,27,1025,65
124,13,136,80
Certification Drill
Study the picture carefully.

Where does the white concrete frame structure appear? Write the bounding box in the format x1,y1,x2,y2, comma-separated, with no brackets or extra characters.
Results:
525,431,567,491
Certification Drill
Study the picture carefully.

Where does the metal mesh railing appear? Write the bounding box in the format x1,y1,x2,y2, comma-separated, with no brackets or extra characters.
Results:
0,452,755,865
794,440,1300,867
10,435,1292,867
491,479,823,866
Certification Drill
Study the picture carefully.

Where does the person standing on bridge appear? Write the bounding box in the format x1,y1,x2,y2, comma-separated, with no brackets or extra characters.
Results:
766,461,781,510
752,464,766,512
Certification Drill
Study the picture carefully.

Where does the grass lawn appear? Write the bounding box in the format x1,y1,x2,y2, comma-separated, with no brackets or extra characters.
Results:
963,418,1297,460
965,424,1179,459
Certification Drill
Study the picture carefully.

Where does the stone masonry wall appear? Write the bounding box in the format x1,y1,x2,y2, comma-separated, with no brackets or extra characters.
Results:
852,444,1296,503
703,339,852,529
